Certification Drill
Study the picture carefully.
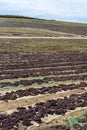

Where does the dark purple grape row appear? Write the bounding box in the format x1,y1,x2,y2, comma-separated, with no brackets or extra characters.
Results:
0,66,87,80
0,71,87,87
0,51,87,80
0,82,86,101
0,92,87,129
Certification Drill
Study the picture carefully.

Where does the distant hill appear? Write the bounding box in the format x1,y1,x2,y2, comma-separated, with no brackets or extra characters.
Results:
0,15,87,35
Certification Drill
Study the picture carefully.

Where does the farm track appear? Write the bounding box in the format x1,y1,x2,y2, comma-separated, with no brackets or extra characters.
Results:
0,51,87,130
0,36,87,39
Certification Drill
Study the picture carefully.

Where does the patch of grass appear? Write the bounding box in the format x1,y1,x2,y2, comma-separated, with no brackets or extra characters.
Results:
0,86,16,89
65,115,87,127
27,76,44,80
48,80,56,84
0,39,87,53
0,76,44,84
0,84,24,89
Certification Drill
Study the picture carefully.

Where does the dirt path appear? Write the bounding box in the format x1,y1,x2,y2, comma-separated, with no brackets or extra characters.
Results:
0,36,87,39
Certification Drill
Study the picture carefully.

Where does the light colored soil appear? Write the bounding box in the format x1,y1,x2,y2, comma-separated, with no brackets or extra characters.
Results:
0,36,87,39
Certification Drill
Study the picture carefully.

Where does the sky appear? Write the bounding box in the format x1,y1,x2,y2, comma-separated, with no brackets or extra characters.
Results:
0,0,87,23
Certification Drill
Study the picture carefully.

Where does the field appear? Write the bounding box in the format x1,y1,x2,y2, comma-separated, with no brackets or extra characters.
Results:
0,17,87,130
0,17,87,36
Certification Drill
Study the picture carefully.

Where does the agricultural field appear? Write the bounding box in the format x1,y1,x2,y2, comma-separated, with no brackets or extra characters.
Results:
0,17,87,36
0,17,87,130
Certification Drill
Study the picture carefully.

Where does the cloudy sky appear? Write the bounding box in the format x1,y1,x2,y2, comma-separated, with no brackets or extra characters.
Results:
0,0,87,23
